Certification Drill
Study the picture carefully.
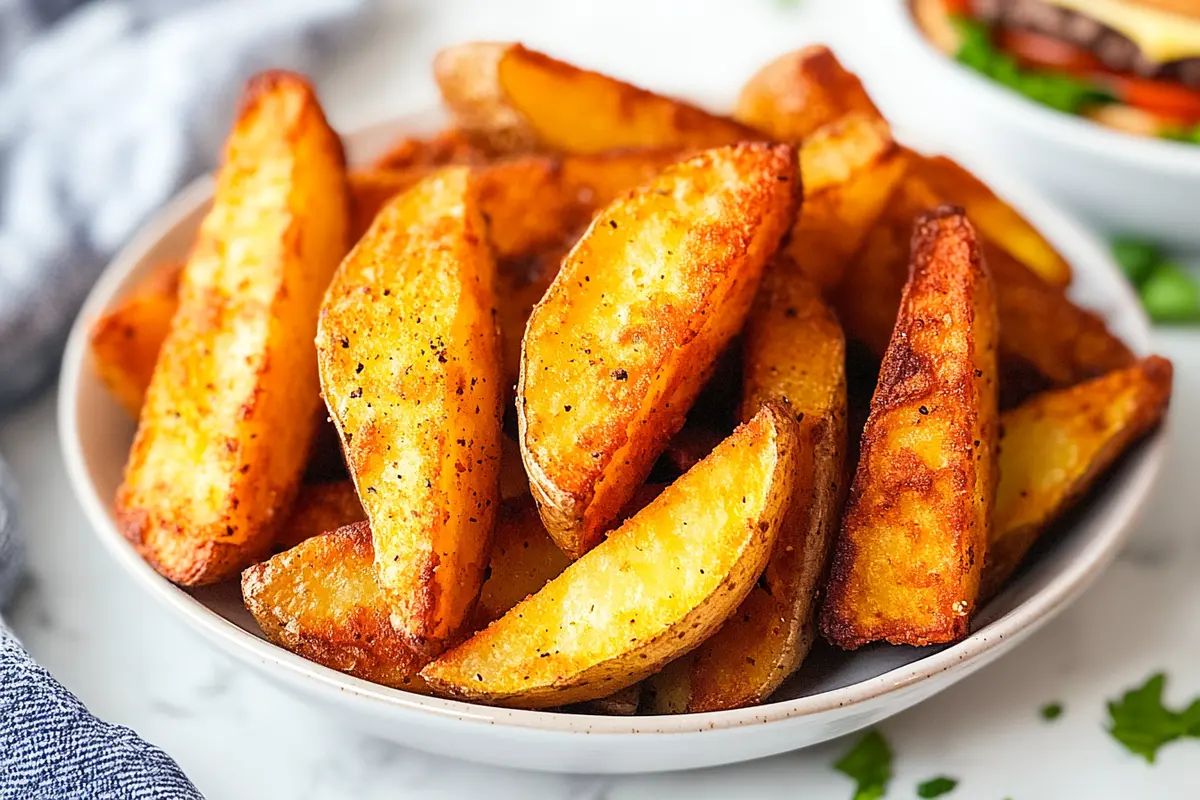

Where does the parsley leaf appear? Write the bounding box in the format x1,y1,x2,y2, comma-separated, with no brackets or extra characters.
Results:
1040,702,1064,721
834,730,892,800
916,776,958,797
1107,673,1200,762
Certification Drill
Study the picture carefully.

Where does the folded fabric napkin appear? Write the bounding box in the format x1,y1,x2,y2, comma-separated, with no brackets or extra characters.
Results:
1,0,363,795
0,0,364,409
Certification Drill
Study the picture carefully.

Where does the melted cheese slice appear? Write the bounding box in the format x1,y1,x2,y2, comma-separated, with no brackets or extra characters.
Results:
1047,0,1200,63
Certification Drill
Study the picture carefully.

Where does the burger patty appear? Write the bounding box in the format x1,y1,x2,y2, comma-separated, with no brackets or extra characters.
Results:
970,0,1200,87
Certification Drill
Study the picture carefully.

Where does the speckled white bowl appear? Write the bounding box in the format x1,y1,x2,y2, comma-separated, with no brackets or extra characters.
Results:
59,109,1165,774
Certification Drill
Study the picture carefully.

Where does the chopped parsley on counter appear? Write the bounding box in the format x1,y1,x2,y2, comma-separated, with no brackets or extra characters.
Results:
834,730,892,800
1107,673,1200,762
1040,702,1064,721
916,775,959,797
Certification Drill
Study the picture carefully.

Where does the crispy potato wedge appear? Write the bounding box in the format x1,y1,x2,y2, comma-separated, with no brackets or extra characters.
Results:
518,143,800,559
242,522,430,691
348,168,428,244
318,167,503,651
735,45,883,142
273,480,365,553
435,42,756,154
244,496,568,691
421,404,799,709
836,172,1133,394
905,152,1071,287
662,259,846,711
822,208,999,649
982,357,1172,598
116,72,349,585
787,113,907,289
89,262,181,417
371,128,491,170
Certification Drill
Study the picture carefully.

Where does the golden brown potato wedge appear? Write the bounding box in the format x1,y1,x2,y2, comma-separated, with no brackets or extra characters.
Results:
659,259,846,712
371,128,492,170
242,522,430,692
518,143,800,559
787,113,907,289
244,496,566,692
421,404,799,709
435,42,756,154
273,480,365,553
905,152,1071,287
318,167,503,651
735,45,884,142
348,167,428,244
89,262,181,418
982,357,1173,598
116,72,349,585
822,208,999,649
836,172,1133,395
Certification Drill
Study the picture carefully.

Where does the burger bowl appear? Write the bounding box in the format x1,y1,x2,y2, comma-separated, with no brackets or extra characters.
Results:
882,0,1200,249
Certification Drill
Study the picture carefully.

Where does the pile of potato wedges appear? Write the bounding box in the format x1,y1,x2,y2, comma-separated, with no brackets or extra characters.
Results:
92,45,1172,713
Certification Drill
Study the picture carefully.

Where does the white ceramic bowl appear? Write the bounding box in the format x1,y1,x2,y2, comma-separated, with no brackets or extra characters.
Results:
59,110,1165,774
880,0,1200,250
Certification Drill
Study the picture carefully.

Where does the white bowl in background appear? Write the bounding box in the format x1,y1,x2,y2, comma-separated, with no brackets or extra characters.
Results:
58,109,1165,774
879,0,1200,251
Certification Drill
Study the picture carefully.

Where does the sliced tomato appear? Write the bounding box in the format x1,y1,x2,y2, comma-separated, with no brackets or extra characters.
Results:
997,29,1106,72
1102,74,1200,124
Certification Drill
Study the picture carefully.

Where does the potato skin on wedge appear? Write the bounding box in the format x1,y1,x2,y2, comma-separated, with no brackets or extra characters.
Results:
89,262,181,418
664,260,846,712
421,404,800,709
435,42,756,154
518,143,801,559
273,480,365,553
317,167,503,652
116,72,349,585
822,208,999,649
982,356,1172,598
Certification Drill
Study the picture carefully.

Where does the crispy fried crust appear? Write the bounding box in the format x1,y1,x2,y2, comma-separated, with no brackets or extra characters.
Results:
518,143,801,559
242,522,430,691
90,262,181,418
678,259,847,711
822,208,999,649
371,128,493,170
420,404,799,709
905,152,1071,287
318,167,503,652
836,171,1133,397
116,72,349,586
472,496,572,627
735,45,883,142
982,357,1173,598
435,43,757,154
273,480,365,553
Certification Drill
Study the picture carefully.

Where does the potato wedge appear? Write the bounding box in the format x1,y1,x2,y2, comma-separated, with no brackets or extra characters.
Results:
89,262,181,418
836,172,1133,394
660,259,846,711
982,356,1172,598
421,404,799,709
318,167,503,651
568,684,642,716
244,496,564,691
435,42,756,154
116,72,349,585
518,143,800,559
371,128,491,170
822,208,999,649
273,480,365,553
787,113,907,289
905,152,1071,287
735,45,883,142
242,522,430,691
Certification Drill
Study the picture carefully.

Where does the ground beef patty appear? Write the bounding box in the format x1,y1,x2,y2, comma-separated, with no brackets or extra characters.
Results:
970,0,1200,86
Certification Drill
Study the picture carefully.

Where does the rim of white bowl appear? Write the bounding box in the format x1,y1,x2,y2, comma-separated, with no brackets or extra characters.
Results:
59,113,1165,736
886,0,1200,177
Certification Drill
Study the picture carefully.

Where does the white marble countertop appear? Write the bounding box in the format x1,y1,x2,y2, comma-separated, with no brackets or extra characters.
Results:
3,1,1200,797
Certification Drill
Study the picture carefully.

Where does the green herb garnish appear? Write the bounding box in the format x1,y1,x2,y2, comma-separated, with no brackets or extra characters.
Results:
834,730,892,800
952,18,1112,114
1107,673,1200,762
1040,702,1064,721
1111,237,1162,287
1139,263,1200,323
916,776,958,797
